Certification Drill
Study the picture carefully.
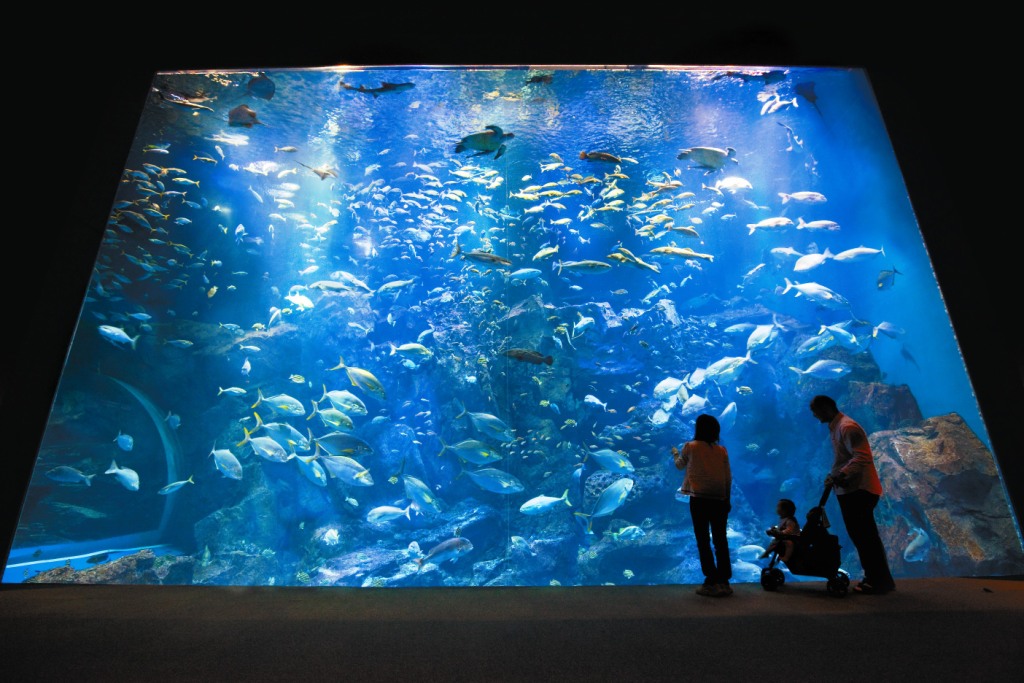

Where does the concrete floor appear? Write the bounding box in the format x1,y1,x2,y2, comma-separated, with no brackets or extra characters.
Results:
3,576,1022,681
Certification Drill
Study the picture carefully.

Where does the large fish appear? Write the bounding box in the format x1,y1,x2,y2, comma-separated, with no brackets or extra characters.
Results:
437,438,503,465
252,412,311,451
403,474,444,516
209,444,243,480
519,489,572,515
237,426,292,463
503,348,553,365
588,449,635,474
251,388,306,417
649,246,714,261
320,386,368,415
703,352,756,385
555,259,612,275
462,467,524,494
366,504,412,523
105,460,140,491
780,278,850,309
328,356,386,400
575,477,634,533
833,245,885,263
455,402,514,443
315,431,373,457
317,449,373,487
416,537,473,569
45,466,95,486
98,324,139,350
451,238,512,266
788,359,852,380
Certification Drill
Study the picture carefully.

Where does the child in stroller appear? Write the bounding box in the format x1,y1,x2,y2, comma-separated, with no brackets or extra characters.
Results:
760,485,851,596
759,498,800,564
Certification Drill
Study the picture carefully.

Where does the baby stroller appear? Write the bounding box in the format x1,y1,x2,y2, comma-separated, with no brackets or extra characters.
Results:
760,484,851,597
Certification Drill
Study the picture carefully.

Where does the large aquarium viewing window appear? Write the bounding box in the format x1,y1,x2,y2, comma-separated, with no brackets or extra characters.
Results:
5,65,1022,588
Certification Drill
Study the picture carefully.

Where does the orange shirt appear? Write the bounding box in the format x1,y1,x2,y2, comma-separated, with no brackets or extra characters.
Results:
674,439,732,501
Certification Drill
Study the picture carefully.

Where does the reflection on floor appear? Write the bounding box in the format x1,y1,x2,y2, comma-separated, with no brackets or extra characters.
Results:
3,576,1023,680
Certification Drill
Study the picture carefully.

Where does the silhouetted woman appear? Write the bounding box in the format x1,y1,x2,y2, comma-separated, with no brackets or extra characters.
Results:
673,413,733,597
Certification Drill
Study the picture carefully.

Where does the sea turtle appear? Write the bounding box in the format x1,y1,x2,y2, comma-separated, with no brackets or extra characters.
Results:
676,146,738,173
455,125,514,160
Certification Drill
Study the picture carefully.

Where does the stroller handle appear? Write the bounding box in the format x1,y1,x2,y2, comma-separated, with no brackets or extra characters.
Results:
817,483,834,508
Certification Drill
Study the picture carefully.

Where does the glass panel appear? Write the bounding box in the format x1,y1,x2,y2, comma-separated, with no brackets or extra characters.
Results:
5,65,1021,587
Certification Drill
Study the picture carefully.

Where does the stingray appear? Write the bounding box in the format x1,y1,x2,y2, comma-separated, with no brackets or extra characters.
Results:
228,104,263,127
794,81,821,115
246,72,276,100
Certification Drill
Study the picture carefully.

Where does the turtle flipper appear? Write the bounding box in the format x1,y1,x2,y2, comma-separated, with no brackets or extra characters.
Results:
484,125,503,135
494,144,507,160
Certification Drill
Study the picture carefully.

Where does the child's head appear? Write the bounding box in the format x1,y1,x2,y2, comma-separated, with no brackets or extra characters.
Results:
777,498,796,517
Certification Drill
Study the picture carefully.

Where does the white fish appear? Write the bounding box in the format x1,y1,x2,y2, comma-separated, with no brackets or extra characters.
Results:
709,176,753,195
105,460,140,491
241,357,251,377
703,352,756,385
248,186,264,203
679,393,711,418
904,527,931,562
718,402,738,433
793,248,833,273
796,217,841,231
832,245,885,263
210,444,243,480
747,216,793,235
788,359,852,380
746,316,786,353
780,278,850,309
519,489,572,515
770,246,803,261
872,321,906,339
572,312,595,338
366,504,413,523
98,325,139,350
779,191,826,204
584,394,608,411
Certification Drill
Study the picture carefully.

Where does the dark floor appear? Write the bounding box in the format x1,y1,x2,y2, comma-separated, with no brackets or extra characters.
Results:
3,576,1022,681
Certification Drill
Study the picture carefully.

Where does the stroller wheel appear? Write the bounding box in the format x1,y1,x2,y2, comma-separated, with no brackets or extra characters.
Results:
760,567,785,591
836,569,850,588
827,576,849,597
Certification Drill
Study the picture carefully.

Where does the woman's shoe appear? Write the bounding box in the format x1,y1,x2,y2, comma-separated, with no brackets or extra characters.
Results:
695,584,716,596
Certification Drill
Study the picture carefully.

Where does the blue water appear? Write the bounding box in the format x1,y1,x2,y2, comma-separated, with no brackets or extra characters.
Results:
5,66,1016,587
